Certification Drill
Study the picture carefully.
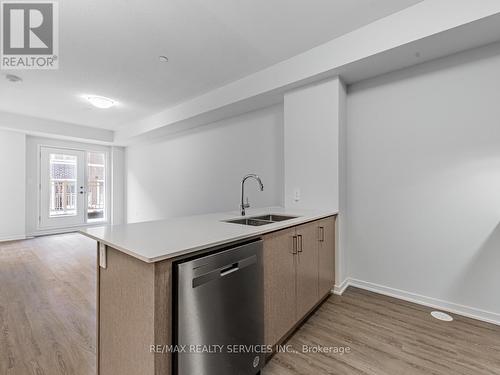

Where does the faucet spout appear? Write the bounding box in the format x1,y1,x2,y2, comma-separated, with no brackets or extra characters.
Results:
240,174,264,216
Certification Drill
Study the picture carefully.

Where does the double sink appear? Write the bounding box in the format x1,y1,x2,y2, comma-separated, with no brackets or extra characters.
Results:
224,214,298,226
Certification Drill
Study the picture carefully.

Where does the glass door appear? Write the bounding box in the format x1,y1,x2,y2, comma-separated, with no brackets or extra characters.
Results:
86,151,107,223
40,147,86,228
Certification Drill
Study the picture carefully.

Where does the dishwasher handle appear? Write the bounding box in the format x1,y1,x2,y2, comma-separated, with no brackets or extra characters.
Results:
192,254,257,288
220,263,239,277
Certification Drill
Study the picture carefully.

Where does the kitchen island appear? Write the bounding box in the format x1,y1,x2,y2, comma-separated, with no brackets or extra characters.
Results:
81,207,337,375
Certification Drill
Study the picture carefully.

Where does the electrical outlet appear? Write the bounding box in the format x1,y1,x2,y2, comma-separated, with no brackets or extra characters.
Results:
293,188,301,202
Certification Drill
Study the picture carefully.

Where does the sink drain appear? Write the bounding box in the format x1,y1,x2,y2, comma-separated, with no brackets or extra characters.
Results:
431,311,453,322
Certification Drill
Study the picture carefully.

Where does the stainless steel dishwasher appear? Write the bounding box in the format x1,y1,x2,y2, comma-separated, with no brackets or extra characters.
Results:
175,239,264,375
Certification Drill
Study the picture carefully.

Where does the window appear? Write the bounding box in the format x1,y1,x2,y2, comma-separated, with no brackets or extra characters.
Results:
87,151,106,222
49,153,77,217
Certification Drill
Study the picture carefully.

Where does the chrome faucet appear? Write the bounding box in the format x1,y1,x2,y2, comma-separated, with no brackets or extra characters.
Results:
240,174,264,216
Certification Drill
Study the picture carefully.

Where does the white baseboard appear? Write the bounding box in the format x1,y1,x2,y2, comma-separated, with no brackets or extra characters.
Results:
28,227,80,237
333,278,349,295
345,278,500,326
30,221,110,238
0,234,26,243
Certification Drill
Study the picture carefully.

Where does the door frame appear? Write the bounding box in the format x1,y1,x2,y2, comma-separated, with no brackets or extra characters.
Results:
37,144,111,232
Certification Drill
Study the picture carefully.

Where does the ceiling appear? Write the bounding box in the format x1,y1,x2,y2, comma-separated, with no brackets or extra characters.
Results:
0,0,423,131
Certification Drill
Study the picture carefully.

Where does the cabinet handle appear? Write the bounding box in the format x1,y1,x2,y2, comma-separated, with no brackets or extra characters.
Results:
298,234,303,252
319,226,325,242
292,235,298,254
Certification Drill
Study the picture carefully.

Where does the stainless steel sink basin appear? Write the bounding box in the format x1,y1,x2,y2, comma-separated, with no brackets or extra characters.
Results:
225,218,273,226
251,214,298,222
224,214,298,226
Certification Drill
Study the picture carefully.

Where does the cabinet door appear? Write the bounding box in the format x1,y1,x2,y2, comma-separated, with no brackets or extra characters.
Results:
318,216,336,297
295,221,319,319
263,227,297,346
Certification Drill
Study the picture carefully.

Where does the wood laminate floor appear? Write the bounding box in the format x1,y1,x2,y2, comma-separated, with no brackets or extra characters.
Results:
264,288,500,375
0,233,96,375
1,234,500,375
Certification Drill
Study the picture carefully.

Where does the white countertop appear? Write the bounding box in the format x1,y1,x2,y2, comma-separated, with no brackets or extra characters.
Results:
80,207,337,263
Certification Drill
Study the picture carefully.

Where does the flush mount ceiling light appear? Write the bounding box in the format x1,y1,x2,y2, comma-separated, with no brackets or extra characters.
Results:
5,74,22,82
85,95,116,109
159,55,169,62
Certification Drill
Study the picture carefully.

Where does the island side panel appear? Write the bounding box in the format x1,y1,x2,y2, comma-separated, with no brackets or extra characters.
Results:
154,259,173,375
98,246,156,375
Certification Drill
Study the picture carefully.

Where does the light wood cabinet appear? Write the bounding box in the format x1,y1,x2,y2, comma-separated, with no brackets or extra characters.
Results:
263,216,336,347
318,216,336,296
295,222,320,319
263,227,297,347
98,247,171,375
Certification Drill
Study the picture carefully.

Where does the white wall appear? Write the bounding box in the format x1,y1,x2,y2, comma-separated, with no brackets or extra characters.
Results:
0,111,113,143
284,78,340,211
111,146,126,225
126,105,284,223
337,79,348,286
346,42,500,321
0,129,26,241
